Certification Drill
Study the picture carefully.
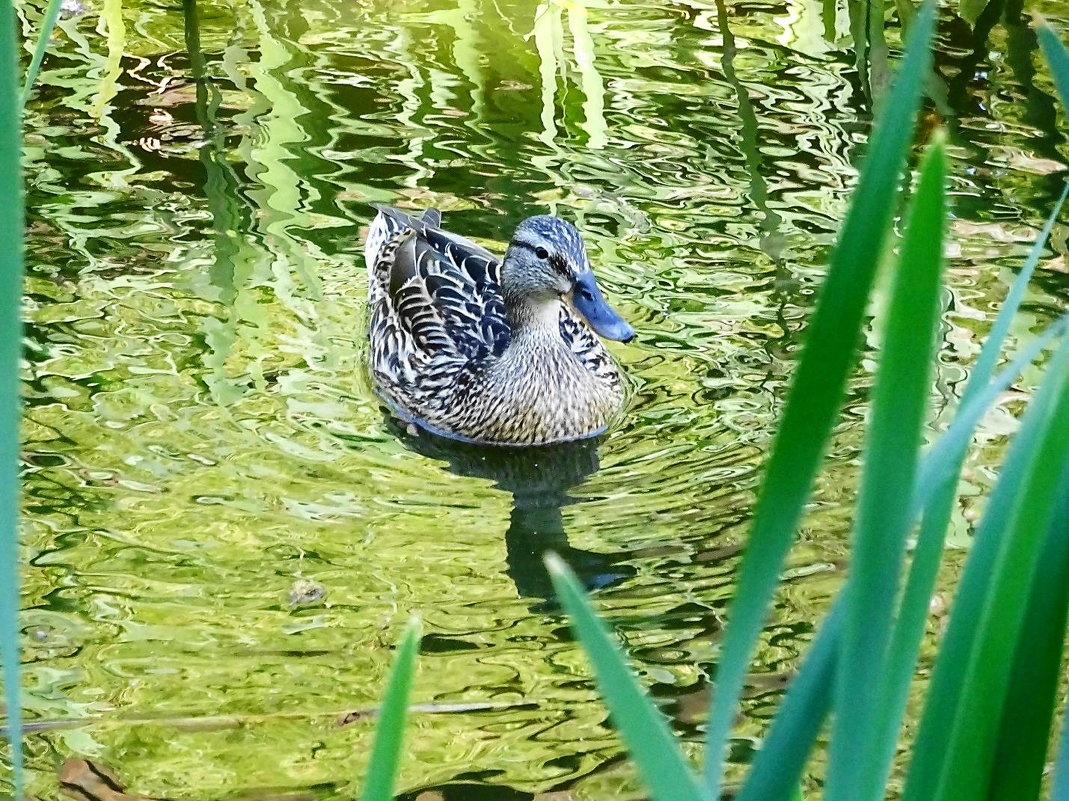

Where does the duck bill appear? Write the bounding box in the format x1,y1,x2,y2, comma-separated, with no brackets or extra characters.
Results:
572,272,635,343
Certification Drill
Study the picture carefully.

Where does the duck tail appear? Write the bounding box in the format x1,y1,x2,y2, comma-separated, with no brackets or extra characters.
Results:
419,208,442,227
364,205,443,276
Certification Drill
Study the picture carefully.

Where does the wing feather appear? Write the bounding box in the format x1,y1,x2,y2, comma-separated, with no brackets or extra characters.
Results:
368,205,510,361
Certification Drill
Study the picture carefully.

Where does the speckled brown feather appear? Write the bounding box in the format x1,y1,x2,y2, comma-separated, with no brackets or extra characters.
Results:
365,206,626,445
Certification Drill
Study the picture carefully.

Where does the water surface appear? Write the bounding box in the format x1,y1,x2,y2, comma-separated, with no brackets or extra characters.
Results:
11,0,1069,797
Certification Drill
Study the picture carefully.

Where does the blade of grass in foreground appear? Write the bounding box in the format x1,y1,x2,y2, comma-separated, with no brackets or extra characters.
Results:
545,554,707,801
870,183,1069,792
735,312,1068,801
735,598,842,801
903,334,1069,801
986,465,1069,801
18,0,64,110
826,133,947,801
359,619,421,801
1038,20,1069,111
0,0,24,795
701,3,937,794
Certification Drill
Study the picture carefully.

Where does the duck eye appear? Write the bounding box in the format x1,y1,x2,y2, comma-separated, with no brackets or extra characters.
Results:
534,247,549,260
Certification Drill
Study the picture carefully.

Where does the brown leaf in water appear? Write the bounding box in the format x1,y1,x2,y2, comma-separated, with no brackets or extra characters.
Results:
1044,255,1067,273
60,759,317,801
60,759,159,801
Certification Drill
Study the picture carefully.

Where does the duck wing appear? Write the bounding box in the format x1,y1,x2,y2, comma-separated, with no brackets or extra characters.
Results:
369,206,510,360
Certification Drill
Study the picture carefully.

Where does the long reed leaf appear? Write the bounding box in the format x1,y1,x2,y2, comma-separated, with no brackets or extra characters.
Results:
701,4,936,793
986,464,1069,800
911,324,1069,506
19,0,64,110
826,132,947,801
545,554,707,801
1038,21,1069,111
735,311,1067,801
359,619,421,801
903,334,1069,801
0,0,24,794
870,183,1069,791
735,598,842,801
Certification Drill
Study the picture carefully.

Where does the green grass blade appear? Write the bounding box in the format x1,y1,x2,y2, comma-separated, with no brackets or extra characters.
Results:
825,133,947,801
912,318,1067,505
1038,22,1069,111
0,0,24,795
701,3,937,793
734,317,1064,801
903,335,1069,801
869,186,1069,792
971,182,1069,393
986,465,1069,800
733,316,1065,801
359,619,421,801
18,0,64,111
736,598,842,801
545,554,707,801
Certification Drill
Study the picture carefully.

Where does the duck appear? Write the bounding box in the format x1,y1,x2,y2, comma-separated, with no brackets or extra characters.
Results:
364,205,634,446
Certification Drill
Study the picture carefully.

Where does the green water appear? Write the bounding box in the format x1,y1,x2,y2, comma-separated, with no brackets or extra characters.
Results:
8,0,1069,797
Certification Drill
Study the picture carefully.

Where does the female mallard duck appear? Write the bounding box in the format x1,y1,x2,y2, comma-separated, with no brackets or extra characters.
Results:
364,205,634,446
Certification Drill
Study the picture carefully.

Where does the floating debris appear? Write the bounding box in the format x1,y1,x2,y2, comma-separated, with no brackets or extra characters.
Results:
287,578,326,608
59,0,87,19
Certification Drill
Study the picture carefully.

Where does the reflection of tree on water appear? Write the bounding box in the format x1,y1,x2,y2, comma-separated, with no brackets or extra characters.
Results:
391,421,635,604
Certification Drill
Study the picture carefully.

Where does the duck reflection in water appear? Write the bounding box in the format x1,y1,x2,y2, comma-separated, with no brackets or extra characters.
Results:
389,420,635,604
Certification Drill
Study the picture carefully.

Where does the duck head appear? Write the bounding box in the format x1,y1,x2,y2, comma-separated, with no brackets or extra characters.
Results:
501,215,635,343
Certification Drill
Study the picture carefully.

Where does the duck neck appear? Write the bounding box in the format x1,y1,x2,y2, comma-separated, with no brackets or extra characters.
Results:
505,294,562,340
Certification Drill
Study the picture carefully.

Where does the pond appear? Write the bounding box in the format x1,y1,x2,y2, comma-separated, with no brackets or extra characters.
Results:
11,0,1069,797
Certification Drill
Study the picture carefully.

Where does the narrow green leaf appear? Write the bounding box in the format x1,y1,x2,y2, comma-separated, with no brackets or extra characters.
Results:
360,619,421,801
971,183,1069,396
734,314,1066,801
987,463,1069,800
903,335,1069,801
736,599,842,801
1038,21,1069,112
826,133,947,801
545,554,707,801
871,186,1069,791
0,0,24,795
18,0,64,111
912,318,1068,507
702,3,937,794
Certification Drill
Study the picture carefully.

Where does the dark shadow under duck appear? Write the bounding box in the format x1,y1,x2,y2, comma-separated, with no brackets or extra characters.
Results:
365,206,634,446
388,419,636,604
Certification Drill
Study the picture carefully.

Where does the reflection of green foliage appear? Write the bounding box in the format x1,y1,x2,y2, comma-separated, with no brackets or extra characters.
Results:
19,0,63,110
8,0,1069,797
550,13,1069,801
